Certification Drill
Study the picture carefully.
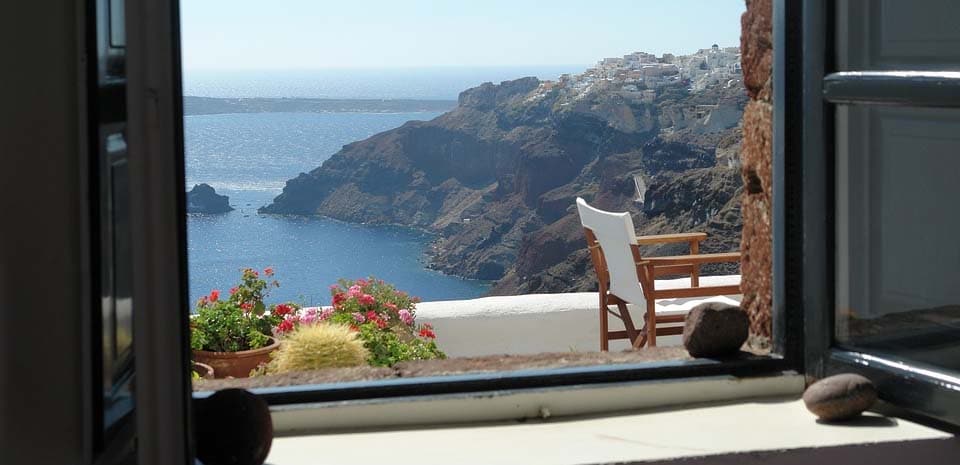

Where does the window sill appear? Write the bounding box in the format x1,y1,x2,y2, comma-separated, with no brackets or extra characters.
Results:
266,395,953,465
269,372,803,434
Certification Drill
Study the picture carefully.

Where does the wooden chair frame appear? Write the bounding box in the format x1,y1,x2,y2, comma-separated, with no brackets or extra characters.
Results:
583,228,741,350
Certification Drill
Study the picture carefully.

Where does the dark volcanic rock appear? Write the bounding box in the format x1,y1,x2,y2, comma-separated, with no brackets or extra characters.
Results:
682,302,749,357
187,183,233,214
803,374,878,421
262,75,746,295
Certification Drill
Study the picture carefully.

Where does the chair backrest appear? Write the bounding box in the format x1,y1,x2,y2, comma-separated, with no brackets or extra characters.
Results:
575,198,646,305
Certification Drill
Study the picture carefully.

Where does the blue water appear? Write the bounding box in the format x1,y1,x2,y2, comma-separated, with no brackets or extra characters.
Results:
183,66,591,307
183,66,586,100
185,111,491,307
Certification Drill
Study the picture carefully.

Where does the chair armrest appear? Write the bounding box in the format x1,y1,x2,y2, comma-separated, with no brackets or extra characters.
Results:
644,252,741,266
634,232,707,245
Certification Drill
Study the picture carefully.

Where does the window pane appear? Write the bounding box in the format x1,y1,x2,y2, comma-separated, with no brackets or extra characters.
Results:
179,1,769,392
109,0,125,48
836,105,960,368
836,0,960,71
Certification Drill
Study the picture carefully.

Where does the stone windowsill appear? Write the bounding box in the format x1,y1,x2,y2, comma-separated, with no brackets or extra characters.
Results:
265,396,954,465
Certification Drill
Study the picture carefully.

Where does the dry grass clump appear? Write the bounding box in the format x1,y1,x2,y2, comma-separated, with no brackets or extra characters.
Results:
267,324,369,374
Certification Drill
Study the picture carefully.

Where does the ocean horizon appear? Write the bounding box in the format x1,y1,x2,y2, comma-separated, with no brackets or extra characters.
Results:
182,65,587,100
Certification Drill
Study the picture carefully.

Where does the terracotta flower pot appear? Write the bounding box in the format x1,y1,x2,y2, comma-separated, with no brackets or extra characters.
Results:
193,338,280,378
192,361,216,380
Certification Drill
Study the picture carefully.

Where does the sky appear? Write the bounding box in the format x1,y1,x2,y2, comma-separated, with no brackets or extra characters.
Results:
180,0,746,70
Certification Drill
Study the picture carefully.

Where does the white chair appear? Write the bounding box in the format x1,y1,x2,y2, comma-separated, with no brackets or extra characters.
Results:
576,197,741,349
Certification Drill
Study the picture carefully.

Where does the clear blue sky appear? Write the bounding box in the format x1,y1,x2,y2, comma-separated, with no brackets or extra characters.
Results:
180,0,745,70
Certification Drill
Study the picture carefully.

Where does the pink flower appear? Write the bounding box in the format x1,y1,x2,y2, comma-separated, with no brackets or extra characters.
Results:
356,278,369,287
332,292,347,307
229,287,238,295
398,309,414,326
300,308,319,326
264,266,274,276
348,285,363,298
329,284,340,292
319,308,334,321
352,312,365,323
384,303,398,312
358,294,376,306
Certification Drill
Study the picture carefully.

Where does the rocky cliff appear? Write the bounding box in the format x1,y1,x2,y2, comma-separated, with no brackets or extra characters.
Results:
261,77,746,295
188,183,233,214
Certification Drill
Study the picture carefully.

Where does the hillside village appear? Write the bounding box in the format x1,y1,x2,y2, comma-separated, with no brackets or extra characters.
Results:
530,44,742,105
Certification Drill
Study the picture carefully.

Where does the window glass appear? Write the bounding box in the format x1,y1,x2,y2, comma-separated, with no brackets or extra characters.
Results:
836,0,960,71
835,105,960,368
179,0,765,392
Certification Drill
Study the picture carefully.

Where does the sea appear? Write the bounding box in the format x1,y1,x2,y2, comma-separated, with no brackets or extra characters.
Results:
184,66,584,307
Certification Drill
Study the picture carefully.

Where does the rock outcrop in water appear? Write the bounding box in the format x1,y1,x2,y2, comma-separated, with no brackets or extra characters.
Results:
261,76,746,295
188,183,233,214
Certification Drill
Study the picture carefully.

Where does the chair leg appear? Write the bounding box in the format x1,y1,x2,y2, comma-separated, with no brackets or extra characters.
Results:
599,295,609,352
636,330,648,349
646,299,657,347
618,302,639,346
690,240,700,288
633,311,649,349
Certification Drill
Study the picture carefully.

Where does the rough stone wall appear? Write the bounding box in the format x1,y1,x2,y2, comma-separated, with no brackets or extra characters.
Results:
739,0,773,341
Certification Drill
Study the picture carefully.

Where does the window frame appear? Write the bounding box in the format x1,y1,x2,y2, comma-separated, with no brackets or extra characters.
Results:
183,0,807,406
800,0,960,428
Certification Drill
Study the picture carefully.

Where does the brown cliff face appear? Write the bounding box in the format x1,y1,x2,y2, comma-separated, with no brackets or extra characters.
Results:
262,77,747,295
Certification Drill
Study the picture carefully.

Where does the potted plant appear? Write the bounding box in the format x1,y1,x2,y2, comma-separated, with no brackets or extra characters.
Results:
273,278,444,367
192,361,215,380
190,267,298,378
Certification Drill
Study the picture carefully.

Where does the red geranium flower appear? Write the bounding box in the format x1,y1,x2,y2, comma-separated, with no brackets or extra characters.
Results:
209,290,220,302
274,303,293,316
229,287,238,295
240,302,253,312
419,327,436,339
332,292,347,307
275,318,294,334
264,266,274,277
